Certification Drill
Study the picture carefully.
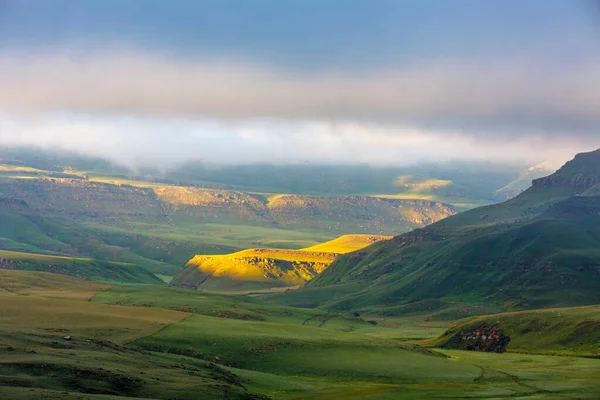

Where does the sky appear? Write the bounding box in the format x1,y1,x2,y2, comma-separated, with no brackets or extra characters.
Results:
0,0,599,168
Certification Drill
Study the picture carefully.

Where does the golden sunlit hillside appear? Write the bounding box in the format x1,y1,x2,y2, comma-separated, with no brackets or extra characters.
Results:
171,234,391,291
301,234,392,254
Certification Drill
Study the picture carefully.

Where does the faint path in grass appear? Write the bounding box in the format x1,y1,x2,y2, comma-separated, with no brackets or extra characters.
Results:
302,312,339,328
473,364,552,398
288,384,400,399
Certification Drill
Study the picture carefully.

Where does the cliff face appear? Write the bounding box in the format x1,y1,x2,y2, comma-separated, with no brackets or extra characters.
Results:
532,150,600,190
268,195,456,232
0,178,457,236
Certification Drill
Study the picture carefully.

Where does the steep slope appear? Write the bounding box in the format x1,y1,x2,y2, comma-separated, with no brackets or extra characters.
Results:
272,149,600,314
268,194,455,232
172,235,392,291
158,186,458,234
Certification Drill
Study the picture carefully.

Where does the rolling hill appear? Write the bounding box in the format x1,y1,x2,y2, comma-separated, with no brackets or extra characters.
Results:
0,249,163,284
172,234,392,291
428,305,600,357
271,149,600,316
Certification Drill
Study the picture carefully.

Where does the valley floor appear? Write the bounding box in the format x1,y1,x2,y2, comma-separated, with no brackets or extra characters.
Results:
0,270,598,399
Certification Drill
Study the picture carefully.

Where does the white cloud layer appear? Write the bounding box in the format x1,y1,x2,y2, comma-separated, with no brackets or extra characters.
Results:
0,113,592,169
0,49,599,168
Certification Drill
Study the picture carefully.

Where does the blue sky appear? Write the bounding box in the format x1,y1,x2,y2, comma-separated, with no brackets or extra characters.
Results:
2,0,596,67
0,0,599,167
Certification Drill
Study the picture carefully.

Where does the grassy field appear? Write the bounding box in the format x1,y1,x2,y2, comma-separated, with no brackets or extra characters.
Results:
0,271,264,399
95,283,600,399
172,235,391,291
1,271,599,398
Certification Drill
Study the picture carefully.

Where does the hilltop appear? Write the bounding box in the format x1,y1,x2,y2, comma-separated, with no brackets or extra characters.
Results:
172,234,391,291
271,149,600,315
302,234,393,253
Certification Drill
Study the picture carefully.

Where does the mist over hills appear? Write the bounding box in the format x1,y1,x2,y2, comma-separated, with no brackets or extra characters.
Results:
1,147,545,198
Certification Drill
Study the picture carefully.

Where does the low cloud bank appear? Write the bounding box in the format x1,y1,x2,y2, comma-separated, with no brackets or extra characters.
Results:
0,114,591,170
0,50,599,137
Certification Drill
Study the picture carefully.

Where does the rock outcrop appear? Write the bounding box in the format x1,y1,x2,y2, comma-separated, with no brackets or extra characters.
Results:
454,323,511,353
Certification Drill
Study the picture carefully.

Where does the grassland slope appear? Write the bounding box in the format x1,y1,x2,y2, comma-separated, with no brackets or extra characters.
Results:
0,270,260,399
0,249,163,284
302,234,392,253
1,270,599,399
92,282,600,399
271,149,600,315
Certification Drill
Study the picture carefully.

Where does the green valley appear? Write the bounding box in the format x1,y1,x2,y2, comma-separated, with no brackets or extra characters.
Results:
1,147,599,399
1,269,599,399
2,2,599,398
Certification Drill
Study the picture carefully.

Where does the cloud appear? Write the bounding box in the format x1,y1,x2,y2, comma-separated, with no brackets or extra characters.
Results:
1,49,599,139
0,113,592,169
0,49,599,169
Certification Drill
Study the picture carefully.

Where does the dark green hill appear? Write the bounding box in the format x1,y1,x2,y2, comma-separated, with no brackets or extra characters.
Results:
271,149,600,315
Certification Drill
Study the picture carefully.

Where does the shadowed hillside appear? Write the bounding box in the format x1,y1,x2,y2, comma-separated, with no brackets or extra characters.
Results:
271,149,600,316
0,249,163,284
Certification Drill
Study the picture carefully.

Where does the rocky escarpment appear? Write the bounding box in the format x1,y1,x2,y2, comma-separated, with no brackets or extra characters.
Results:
0,178,456,236
268,194,456,232
532,149,600,190
173,235,393,291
